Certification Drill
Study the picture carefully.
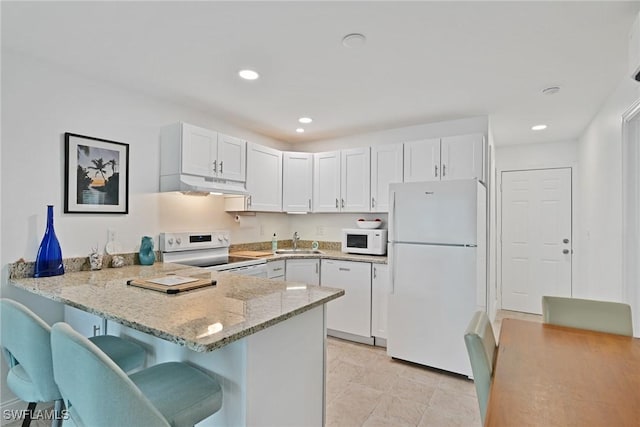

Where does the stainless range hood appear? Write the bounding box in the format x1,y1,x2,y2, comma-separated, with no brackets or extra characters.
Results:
160,174,248,196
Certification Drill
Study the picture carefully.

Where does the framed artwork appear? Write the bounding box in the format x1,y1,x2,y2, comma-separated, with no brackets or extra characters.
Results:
64,133,129,214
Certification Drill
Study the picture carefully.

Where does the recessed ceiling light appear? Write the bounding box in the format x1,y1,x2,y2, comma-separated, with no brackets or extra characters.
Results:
296,128,305,133
298,117,313,124
238,69,259,80
342,33,366,48
531,124,548,131
542,86,560,95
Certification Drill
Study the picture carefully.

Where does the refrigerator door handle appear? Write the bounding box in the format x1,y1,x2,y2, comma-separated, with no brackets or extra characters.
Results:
390,190,396,242
389,243,395,294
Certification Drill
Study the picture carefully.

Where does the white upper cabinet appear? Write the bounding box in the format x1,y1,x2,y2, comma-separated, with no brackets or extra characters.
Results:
403,138,441,182
371,143,403,212
313,148,370,213
440,134,484,182
313,151,341,212
181,123,218,177
341,147,371,212
246,143,282,212
217,133,246,182
283,152,313,212
404,134,485,183
164,122,246,182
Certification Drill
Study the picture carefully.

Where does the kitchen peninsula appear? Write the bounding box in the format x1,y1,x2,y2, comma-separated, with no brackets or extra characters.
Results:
9,262,344,427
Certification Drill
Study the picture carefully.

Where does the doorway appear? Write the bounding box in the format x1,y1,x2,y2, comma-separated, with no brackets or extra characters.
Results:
500,168,572,314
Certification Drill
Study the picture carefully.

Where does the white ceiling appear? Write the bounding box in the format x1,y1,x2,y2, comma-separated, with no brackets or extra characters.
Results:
2,1,639,146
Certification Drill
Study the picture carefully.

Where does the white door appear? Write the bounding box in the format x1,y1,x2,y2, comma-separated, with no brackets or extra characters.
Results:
441,134,484,182
283,152,313,212
181,123,216,177
246,143,282,212
371,143,403,212
217,133,246,182
313,151,340,212
403,138,441,182
341,147,371,212
501,168,572,314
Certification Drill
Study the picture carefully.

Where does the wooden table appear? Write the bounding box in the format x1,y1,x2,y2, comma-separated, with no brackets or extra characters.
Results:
485,319,640,426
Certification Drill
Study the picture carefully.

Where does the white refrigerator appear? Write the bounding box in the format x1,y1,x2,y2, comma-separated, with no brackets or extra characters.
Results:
387,179,487,377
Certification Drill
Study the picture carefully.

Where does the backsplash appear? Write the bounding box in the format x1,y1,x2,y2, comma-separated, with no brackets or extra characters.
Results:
230,240,341,252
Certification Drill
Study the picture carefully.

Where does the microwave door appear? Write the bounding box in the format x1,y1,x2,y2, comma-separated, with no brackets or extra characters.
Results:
347,233,368,249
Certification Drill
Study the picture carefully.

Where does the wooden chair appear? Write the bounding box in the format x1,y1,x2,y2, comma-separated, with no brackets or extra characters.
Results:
542,296,633,336
464,311,497,424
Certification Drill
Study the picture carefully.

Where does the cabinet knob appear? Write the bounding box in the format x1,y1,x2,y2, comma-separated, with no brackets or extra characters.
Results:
563,249,570,254
563,238,570,244
442,164,446,177
335,198,339,209
341,199,345,209
372,197,376,208
435,165,438,177
212,160,217,173
219,161,224,174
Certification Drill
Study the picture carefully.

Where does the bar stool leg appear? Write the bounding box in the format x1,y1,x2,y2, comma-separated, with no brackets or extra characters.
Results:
21,402,37,427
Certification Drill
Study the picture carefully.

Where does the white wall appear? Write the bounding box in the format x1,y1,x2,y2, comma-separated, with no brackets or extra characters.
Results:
576,77,640,304
0,50,291,407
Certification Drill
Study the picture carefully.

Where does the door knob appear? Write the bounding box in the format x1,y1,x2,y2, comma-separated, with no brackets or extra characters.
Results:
562,249,570,254
563,238,570,244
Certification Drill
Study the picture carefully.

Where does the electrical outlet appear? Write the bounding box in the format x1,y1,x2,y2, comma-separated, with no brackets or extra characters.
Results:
316,226,324,236
107,228,116,242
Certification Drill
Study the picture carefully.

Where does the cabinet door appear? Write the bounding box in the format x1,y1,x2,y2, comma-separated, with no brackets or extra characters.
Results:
371,263,390,339
267,260,286,279
403,138,441,182
64,305,104,338
313,151,340,212
217,133,246,182
341,147,371,212
440,134,484,182
181,123,216,177
283,152,313,212
321,260,372,337
371,143,403,212
246,143,282,212
285,259,320,286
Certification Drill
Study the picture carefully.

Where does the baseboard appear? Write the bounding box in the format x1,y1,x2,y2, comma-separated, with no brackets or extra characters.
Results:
327,329,375,345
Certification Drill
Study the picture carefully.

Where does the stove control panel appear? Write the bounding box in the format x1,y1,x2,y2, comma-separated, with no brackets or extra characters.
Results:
160,231,230,252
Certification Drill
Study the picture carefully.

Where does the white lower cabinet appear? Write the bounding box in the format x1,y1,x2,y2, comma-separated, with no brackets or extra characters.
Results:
64,305,104,338
285,259,320,286
371,263,390,340
267,260,285,280
321,260,372,340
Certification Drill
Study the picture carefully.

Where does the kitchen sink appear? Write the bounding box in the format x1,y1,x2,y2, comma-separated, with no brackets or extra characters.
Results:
275,249,323,255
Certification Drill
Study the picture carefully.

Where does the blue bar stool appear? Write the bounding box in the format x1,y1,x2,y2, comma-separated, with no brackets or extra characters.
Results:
0,298,146,427
51,322,223,427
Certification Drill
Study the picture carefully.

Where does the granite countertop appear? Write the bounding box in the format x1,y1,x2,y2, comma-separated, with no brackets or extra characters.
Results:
242,250,388,264
8,263,344,352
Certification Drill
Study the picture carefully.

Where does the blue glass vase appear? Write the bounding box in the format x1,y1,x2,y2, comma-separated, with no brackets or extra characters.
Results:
34,205,64,277
138,236,156,265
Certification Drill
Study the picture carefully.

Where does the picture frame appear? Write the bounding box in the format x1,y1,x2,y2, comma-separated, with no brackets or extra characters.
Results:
64,133,129,214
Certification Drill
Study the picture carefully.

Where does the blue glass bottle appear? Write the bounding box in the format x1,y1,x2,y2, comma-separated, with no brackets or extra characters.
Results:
34,205,65,277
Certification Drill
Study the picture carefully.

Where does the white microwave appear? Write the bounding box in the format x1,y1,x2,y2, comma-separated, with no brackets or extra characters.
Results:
341,228,388,255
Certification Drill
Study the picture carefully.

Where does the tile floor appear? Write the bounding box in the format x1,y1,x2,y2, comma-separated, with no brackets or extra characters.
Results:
325,310,542,427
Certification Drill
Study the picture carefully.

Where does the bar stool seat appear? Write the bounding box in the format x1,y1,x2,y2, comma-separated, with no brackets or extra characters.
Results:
0,298,146,427
51,322,222,427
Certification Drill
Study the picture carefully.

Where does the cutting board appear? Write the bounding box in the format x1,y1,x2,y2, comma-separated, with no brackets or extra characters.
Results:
231,250,273,257
126,276,216,294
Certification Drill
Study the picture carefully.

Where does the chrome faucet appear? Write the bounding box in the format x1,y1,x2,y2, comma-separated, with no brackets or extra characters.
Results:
293,231,300,251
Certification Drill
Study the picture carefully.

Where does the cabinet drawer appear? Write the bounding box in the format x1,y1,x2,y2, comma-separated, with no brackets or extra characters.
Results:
267,260,286,279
